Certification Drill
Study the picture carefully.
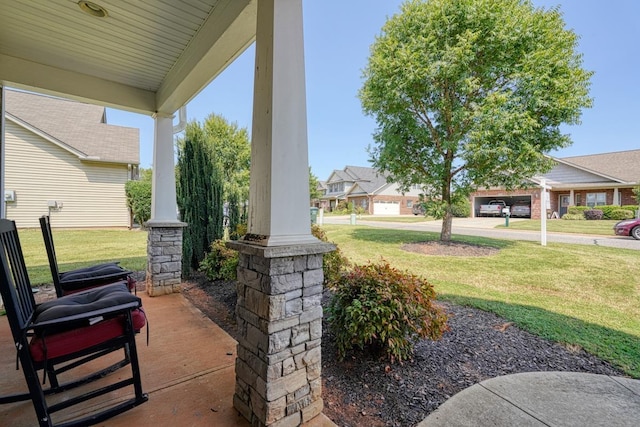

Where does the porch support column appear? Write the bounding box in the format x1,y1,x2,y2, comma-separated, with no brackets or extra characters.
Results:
231,0,334,425
569,189,575,206
613,188,619,206
246,0,316,246
145,113,186,296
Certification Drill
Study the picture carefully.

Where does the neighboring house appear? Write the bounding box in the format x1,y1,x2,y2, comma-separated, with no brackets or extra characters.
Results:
3,89,139,228
471,150,640,219
321,166,423,215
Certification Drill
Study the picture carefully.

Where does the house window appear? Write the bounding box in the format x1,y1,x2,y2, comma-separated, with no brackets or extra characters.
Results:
407,200,413,208
586,192,606,207
575,194,582,206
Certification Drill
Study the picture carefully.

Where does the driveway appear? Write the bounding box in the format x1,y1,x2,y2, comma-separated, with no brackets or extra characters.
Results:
321,216,640,251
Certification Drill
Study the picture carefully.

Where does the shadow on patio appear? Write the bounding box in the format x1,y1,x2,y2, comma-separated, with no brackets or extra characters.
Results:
0,291,334,426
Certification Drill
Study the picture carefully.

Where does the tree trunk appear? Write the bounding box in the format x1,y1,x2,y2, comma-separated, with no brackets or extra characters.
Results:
440,209,453,242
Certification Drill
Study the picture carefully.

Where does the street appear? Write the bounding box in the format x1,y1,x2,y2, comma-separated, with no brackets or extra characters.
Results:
321,216,640,251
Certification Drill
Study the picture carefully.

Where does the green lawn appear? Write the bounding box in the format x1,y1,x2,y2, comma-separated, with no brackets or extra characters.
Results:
323,224,640,377
17,228,148,285
357,215,433,223
5,225,639,377
498,219,619,235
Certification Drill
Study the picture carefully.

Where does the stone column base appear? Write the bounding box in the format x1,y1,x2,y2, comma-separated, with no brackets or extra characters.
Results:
228,240,334,427
145,221,187,296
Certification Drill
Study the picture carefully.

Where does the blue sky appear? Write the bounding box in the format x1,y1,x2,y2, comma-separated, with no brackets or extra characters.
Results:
106,0,640,182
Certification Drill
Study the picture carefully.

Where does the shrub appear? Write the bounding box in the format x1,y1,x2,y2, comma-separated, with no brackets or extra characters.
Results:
584,209,604,220
567,206,588,216
311,224,350,287
609,209,634,220
199,240,238,281
562,213,586,220
125,180,151,226
328,260,448,363
451,198,471,218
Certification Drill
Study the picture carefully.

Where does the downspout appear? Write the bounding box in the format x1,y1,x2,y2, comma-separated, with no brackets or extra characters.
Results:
173,106,187,134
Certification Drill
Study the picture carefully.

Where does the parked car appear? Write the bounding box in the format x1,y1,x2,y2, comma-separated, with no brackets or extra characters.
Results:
412,203,426,216
478,200,507,217
510,200,531,218
613,218,640,240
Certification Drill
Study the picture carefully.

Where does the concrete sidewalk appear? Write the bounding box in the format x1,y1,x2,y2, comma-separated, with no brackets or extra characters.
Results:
419,371,640,426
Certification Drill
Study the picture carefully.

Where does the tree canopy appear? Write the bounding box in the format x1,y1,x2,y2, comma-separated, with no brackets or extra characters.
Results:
359,0,592,241
309,167,322,202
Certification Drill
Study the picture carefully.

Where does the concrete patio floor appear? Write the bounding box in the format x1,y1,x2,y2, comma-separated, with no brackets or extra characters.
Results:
0,292,336,427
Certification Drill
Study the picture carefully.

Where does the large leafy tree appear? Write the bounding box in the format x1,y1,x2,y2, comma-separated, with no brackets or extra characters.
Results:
360,0,592,241
202,113,251,237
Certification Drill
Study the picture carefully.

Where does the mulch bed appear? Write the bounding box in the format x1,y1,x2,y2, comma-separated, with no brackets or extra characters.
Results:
181,269,626,427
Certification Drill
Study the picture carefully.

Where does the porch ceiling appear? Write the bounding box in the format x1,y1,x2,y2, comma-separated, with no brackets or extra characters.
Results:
0,0,256,114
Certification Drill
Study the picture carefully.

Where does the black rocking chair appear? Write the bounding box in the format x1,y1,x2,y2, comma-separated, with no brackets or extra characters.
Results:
39,215,134,297
0,219,148,427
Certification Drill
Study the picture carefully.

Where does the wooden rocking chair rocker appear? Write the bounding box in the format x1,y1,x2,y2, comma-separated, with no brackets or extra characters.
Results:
0,219,148,426
39,215,134,297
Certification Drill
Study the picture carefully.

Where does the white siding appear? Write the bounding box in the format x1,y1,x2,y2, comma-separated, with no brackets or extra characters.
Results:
5,121,130,228
378,182,423,196
544,163,614,184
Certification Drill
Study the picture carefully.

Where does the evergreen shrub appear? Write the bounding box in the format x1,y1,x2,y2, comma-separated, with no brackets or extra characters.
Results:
199,240,238,281
328,260,448,363
608,209,634,220
567,206,588,216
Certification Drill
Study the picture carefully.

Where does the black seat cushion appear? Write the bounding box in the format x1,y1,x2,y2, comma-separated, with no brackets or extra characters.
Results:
35,282,140,325
59,262,129,284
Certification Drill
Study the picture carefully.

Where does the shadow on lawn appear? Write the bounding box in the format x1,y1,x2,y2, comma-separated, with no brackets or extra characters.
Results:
442,294,640,378
347,226,516,249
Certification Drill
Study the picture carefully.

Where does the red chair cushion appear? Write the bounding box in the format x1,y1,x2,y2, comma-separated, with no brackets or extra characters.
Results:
29,283,145,362
30,310,146,362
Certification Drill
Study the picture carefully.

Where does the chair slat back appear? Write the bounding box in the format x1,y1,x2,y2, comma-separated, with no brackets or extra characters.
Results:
39,215,61,293
0,219,36,339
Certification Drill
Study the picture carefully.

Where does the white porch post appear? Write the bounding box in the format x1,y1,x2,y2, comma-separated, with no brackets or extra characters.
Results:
149,113,179,222
145,113,186,296
613,188,620,206
569,189,575,206
246,0,317,247
230,0,333,425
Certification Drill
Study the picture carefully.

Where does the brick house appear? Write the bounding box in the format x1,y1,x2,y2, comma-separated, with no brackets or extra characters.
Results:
471,150,640,219
320,166,423,215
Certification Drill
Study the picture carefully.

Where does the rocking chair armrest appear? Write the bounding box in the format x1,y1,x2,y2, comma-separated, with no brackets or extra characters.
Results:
30,301,141,330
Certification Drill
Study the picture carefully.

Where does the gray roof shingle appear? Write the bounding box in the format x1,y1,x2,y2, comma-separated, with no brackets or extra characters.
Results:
5,89,139,164
560,150,640,183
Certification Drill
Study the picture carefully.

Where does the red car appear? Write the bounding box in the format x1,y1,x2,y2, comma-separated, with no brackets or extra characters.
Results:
613,218,640,240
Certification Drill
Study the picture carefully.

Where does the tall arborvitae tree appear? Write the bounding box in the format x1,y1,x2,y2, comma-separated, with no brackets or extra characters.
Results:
177,122,224,274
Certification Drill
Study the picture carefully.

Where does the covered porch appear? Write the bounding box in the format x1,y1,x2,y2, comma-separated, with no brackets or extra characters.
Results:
1,0,332,425
0,288,334,426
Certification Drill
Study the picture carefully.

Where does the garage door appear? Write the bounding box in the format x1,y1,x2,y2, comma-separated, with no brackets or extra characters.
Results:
373,201,400,215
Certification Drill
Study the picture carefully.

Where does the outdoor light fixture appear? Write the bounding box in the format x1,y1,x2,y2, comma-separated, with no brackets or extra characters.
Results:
78,1,108,18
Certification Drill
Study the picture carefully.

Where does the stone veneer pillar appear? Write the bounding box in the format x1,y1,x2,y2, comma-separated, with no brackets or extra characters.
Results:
145,222,187,296
228,240,334,427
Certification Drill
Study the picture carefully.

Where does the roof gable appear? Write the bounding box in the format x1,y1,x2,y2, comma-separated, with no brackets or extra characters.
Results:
5,89,139,164
559,150,640,183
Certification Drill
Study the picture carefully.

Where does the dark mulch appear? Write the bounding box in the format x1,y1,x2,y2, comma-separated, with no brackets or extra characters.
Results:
182,270,626,427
